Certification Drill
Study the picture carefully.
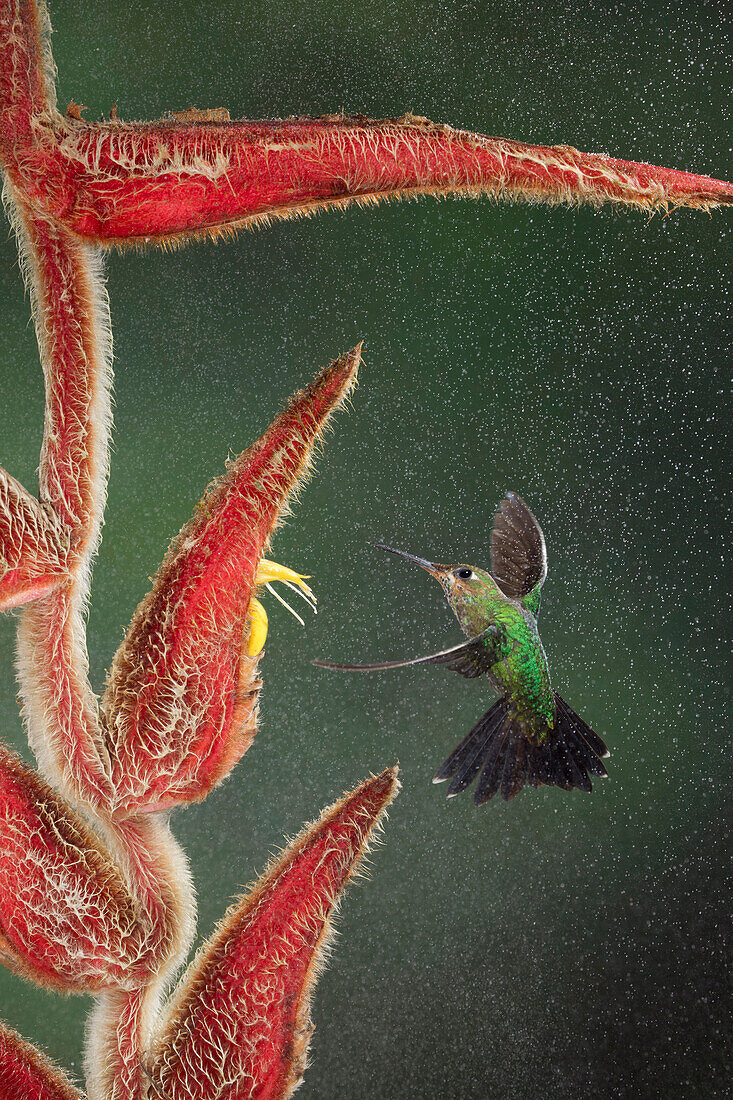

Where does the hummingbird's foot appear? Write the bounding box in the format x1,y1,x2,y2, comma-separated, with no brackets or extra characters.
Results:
246,560,317,656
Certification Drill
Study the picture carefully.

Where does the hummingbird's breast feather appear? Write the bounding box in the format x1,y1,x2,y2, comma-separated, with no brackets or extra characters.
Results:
477,601,555,736
449,585,554,735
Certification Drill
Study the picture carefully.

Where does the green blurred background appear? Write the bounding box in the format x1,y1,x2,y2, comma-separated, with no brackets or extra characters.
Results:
1,1,730,1096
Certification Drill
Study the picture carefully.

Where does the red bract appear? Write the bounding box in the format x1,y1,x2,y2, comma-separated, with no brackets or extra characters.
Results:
101,350,360,816
0,1022,83,1100
148,768,399,1100
0,1,729,1098
0,744,148,993
7,113,732,246
2,4,730,253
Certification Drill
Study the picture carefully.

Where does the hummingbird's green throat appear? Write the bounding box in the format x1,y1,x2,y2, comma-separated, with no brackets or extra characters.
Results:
315,492,609,805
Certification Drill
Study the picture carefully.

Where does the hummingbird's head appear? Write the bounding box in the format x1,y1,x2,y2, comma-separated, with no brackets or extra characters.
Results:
371,544,502,634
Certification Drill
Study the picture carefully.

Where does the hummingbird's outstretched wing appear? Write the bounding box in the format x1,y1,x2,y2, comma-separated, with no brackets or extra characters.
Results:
490,492,547,599
313,625,509,679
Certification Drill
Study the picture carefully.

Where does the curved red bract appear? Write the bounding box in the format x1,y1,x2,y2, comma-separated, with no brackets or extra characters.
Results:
0,1022,83,1100
101,350,360,815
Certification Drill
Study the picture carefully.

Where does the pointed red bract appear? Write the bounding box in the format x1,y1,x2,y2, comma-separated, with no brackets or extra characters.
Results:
101,348,360,816
2,6,730,257
150,767,399,1100
0,743,148,992
0,1022,83,1100
9,114,733,247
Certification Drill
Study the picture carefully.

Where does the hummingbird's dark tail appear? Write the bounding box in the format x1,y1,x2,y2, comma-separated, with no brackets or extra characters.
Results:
433,692,609,804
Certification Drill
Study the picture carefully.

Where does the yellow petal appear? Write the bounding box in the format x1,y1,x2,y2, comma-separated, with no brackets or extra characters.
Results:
254,559,315,607
246,597,269,656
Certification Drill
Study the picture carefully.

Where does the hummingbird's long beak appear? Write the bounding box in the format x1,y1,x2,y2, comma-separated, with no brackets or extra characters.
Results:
371,542,441,577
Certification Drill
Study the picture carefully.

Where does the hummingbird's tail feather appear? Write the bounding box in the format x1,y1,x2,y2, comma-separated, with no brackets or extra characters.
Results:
433,693,608,805
553,693,610,766
433,699,511,797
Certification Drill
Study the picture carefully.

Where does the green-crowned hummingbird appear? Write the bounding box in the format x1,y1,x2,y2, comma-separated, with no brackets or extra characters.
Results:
314,493,609,804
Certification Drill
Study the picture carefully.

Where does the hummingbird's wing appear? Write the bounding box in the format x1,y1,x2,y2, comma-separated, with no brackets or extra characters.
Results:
313,625,509,678
490,491,547,599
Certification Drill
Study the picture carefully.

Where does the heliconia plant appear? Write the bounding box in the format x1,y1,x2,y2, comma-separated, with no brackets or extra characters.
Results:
0,315,404,1100
0,0,730,1097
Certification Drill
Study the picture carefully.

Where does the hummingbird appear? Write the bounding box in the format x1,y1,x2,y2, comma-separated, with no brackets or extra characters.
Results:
314,492,609,804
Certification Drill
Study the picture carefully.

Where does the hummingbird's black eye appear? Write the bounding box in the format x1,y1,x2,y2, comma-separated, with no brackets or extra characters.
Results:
454,567,474,580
